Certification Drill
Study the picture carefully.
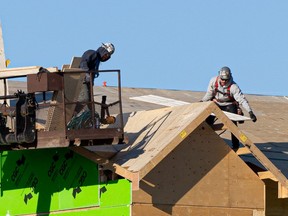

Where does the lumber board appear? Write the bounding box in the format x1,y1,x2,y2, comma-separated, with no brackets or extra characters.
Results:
236,146,251,155
0,66,58,78
130,94,251,122
258,171,277,181
219,111,251,122
70,144,129,165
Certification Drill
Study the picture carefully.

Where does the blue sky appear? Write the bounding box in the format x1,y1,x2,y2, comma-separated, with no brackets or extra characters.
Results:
1,0,287,96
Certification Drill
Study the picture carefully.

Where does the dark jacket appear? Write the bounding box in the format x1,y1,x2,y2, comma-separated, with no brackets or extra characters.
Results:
80,47,110,84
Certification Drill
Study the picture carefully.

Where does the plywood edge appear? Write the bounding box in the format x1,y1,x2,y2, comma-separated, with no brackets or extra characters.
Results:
62,68,84,72
0,66,59,78
258,171,277,181
111,164,139,190
70,146,109,165
236,147,251,155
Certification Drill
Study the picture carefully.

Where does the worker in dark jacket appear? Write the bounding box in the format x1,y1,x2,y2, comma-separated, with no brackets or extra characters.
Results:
76,43,115,112
80,43,115,85
201,66,257,151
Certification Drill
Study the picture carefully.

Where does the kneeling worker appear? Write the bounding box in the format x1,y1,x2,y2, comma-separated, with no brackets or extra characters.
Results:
201,66,257,151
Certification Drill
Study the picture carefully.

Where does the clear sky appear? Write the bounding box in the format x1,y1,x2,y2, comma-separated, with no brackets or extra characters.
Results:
0,0,287,96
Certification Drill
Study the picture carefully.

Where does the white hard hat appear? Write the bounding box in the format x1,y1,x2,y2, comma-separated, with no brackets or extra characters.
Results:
101,43,115,55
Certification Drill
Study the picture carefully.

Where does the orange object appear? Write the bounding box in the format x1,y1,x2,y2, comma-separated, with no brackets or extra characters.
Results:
103,81,107,87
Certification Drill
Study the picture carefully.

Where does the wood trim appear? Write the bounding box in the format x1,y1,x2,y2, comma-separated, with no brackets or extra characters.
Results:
258,171,277,181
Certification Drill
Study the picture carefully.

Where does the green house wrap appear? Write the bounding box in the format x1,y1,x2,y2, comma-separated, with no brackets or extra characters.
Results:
0,148,131,215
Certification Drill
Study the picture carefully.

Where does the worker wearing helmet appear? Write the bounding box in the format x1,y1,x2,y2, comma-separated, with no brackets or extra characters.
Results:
201,66,257,151
76,43,115,113
80,42,115,84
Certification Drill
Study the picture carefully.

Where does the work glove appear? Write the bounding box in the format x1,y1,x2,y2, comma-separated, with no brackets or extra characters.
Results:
237,107,244,124
249,111,257,122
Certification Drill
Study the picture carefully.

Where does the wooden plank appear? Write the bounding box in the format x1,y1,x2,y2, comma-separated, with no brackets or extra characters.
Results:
130,95,251,122
215,111,251,122
130,94,190,107
69,56,82,68
258,171,277,181
0,66,58,78
236,147,251,155
70,146,109,165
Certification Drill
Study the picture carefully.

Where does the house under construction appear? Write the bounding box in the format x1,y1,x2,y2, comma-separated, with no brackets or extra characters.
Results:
0,25,288,216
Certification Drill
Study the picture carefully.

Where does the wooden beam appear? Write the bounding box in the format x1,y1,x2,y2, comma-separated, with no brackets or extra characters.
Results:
236,147,251,155
111,164,139,190
258,171,277,181
70,146,109,165
0,66,58,78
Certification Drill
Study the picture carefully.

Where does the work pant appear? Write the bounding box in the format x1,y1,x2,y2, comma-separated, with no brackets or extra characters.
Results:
206,103,239,149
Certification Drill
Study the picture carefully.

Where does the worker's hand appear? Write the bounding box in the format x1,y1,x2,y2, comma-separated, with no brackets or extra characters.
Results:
249,111,257,122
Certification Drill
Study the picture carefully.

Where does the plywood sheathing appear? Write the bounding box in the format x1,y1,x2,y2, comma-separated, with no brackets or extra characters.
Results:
211,103,288,197
105,101,288,193
132,122,265,215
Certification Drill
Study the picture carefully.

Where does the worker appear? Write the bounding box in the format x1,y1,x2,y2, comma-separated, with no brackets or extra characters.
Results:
201,66,257,151
75,43,115,113
68,43,115,130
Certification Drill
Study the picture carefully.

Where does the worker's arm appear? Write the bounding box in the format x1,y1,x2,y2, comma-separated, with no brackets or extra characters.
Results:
79,50,96,83
230,84,252,112
201,77,216,102
231,85,257,122
79,51,93,71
